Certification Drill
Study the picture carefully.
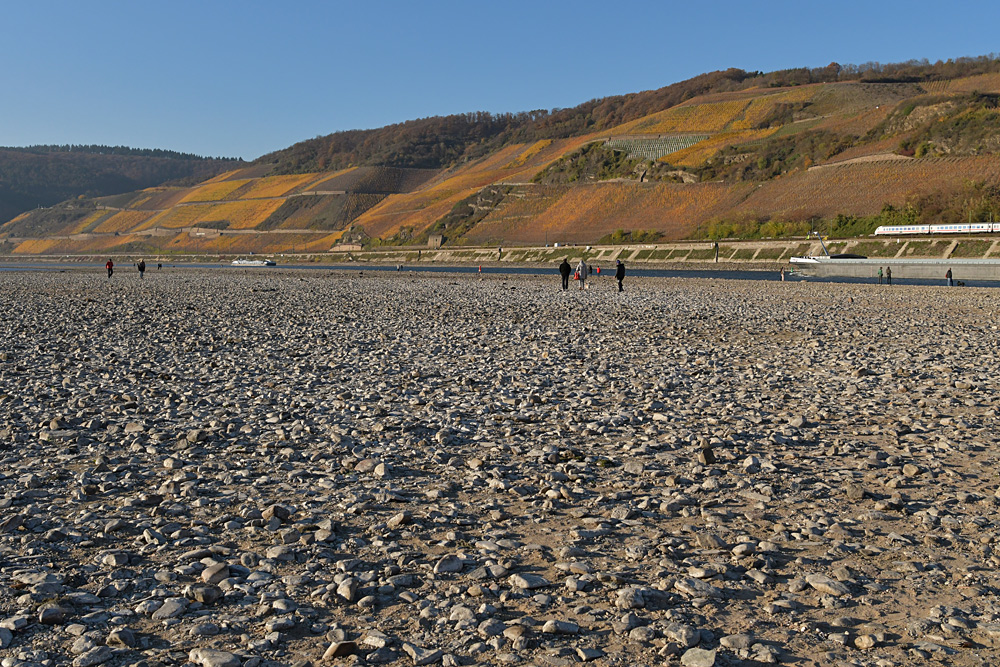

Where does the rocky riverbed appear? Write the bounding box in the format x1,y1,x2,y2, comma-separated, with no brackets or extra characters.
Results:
1,269,1000,667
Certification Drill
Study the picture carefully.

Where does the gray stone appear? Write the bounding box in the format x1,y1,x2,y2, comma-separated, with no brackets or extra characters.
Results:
72,646,114,667
323,641,359,659
402,642,443,665
674,577,723,599
201,562,230,584
542,619,579,634
805,574,851,597
509,573,550,589
719,633,753,650
151,597,188,620
189,648,241,667
681,647,716,667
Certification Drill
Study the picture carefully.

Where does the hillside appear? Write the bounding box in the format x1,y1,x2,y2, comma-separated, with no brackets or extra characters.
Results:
0,145,239,224
6,56,1000,255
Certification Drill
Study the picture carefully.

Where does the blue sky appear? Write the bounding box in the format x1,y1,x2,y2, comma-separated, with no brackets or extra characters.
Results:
1,0,998,160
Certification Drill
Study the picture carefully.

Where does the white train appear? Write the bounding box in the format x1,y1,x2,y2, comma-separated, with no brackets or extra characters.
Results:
874,223,1000,235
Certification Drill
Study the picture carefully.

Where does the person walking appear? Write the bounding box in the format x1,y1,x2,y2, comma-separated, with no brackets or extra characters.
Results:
877,267,883,285
576,257,588,290
615,259,625,292
886,267,892,285
559,258,572,290
946,268,953,286
106,259,114,279
138,259,146,280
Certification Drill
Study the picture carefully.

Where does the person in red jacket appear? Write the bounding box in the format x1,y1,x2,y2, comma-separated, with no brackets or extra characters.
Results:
106,259,114,279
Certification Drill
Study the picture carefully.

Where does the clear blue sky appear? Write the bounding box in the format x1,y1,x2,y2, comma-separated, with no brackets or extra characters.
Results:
2,0,998,160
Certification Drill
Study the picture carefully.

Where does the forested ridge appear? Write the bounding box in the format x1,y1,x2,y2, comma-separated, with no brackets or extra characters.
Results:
258,55,1000,174
0,144,239,160
0,148,238,223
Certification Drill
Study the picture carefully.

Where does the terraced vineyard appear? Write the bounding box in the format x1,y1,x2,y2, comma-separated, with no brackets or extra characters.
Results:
921,72,1000,94
734,156,1000,220
605,136,707,160
2,162,453,255
503,140,553,169
609,85,822,136
666,130,777,167
178,179,251,203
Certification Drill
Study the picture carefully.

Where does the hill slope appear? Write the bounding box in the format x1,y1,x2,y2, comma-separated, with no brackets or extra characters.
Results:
6,56,1000,255
0,146,238,224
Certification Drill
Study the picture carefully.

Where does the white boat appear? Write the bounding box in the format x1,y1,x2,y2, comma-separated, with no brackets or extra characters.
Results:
231,258,276,267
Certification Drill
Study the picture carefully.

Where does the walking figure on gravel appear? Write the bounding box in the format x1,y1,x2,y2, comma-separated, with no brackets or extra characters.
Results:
615,260,625,292
559,258,571,290
138,259,146,280
576,258,588,290
106,259,114,279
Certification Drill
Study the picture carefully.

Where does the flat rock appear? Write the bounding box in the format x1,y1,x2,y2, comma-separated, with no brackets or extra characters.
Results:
805,574,851,597
509,573,551,589
681,647,717,667
189,648,241,667
402,642,443,665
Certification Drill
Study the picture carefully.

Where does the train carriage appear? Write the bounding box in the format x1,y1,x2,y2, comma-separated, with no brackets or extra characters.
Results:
874,223,997,235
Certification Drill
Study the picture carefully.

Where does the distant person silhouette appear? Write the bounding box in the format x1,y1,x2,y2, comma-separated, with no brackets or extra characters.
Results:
106,259,114,279
138,259,146,279
559,258,571,290
615,260,625,292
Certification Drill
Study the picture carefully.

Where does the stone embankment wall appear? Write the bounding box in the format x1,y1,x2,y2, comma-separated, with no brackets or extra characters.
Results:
329,236,1000,267
6,236,1000,267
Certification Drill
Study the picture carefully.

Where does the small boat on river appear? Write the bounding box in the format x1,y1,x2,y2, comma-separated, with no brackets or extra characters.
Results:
231,258,276,267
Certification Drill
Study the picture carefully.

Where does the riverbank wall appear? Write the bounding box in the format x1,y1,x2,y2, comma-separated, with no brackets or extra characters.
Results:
6,236,1000,268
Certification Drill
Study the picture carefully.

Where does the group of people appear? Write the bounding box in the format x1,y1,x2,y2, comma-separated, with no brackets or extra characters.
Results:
106,258,157,280
559,258,626,292
878,266,958,286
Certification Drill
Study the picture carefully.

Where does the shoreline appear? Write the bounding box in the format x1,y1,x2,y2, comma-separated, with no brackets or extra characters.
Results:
0,254,783,273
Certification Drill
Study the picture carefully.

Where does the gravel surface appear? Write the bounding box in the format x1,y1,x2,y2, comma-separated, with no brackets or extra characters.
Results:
1,269,1000,667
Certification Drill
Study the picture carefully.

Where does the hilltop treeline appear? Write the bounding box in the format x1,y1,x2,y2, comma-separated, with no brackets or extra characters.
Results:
0,149,237,223
260,55,1000,174
1,145,240,161
261,69,761,173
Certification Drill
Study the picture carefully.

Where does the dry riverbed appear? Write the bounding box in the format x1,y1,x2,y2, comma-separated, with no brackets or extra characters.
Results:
1,269,1000,667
